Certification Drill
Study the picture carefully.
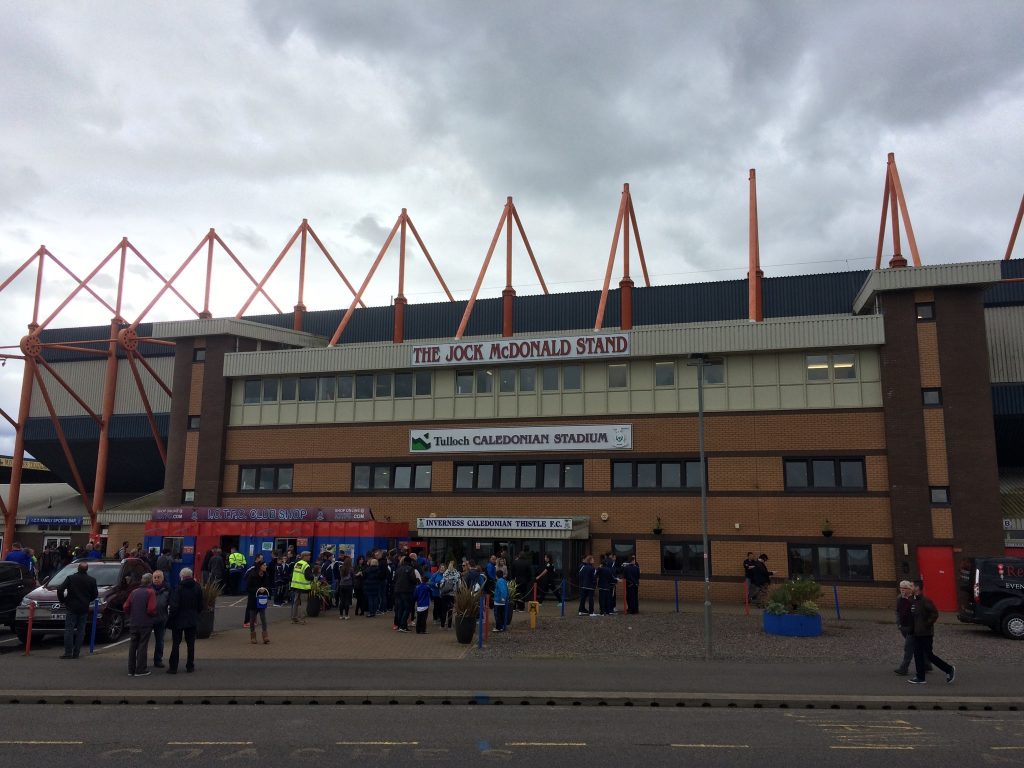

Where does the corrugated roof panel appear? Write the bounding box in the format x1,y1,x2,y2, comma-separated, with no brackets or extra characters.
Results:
985,259,1024,306
986,306,1024,384
764,271,869,317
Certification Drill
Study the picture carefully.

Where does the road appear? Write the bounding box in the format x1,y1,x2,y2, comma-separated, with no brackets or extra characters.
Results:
1,706,1022,765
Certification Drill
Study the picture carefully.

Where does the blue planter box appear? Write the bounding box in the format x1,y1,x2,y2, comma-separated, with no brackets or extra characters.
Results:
763,611,823,637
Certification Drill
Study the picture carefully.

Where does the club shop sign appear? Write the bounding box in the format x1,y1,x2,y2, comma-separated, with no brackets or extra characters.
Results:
410,424,632,453
411,333,629,367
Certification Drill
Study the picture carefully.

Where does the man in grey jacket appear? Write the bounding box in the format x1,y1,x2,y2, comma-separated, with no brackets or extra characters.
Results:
151,570,171,668
56,562,98,659
123,572,157,677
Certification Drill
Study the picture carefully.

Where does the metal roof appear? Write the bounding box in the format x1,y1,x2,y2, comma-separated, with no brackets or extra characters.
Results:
852,261,1003,314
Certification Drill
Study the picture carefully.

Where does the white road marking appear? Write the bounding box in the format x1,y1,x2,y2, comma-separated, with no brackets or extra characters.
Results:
0,741,84,745
167,741,253,746
671,744,749,749
336,741,419,746
506,742,586,747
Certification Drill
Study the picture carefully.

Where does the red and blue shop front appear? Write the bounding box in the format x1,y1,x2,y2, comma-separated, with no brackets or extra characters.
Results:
144,506,408,584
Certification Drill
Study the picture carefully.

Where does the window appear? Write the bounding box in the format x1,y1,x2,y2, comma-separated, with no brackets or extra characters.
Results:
930,486,950,505
922,388,942,406
243,379,261,404
788,544,872,581
414,371,432,396
395,372,413,398
832,353,857,380
476,370,494,393
239,465,293,492
375,373,392,398
262,379,278,402
519,368,536,392
499,369,516,393
655,361,675,387
608,363,628,389
187,416,201,430
337,375,353,399
784,458,865,490
563,365,582,391
456,371,474,395
182,490,195,504
318,376,336,400
702,361,725,385
916,302,935,321
162,537,185,558
281,377,297,401
352,463,432,491
192,348,206,362
662,542,707,575
298,377,317,401
454,461,583,491
355,374,373,399
804,354,830,382
612,540,636,563
613,460,703,490
541,366,559,391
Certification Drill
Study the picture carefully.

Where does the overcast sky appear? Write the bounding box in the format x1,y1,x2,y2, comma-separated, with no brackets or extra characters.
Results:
1,1,1022,458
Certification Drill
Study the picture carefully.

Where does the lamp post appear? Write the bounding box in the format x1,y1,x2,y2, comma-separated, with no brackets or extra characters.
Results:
688,353,719,662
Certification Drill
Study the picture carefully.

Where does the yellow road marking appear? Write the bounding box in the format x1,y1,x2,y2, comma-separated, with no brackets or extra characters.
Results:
506,742,587,747
167,742,253,746
830,746,916,750
336,741,419,746
0,741,83,746
671,744,749,749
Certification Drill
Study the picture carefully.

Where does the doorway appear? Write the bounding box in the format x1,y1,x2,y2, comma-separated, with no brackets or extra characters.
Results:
916,546,957,611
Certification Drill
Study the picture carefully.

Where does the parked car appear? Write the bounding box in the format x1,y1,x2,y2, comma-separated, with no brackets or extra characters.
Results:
14,558,151,645
957,556,1024,639
0,561,36,632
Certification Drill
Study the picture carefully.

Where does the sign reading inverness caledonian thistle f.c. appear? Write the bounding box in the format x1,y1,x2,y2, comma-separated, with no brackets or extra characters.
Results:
409,425,632,453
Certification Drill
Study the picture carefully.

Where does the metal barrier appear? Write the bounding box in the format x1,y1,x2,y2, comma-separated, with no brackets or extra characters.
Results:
23,602,35,656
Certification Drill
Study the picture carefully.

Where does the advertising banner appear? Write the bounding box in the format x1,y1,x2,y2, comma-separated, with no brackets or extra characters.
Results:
150,507,372,522
410,424,631,453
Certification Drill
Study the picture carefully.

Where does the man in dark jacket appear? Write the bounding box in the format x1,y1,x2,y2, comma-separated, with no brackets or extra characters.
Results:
392,557,419,632
123,572,157,677
56,561,98,659
510,549,534,610
206,548,226,590
167,567,204,674
907,579,956,685
151,570,171,668
623,555,641,614
577,556,596,616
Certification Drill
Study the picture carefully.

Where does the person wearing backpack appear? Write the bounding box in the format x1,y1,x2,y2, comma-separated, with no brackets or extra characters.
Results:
336,556,354,620
438,562,459,629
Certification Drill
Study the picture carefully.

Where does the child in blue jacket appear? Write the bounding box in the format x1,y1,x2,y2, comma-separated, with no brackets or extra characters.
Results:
414,580,432,634
493,569,509,632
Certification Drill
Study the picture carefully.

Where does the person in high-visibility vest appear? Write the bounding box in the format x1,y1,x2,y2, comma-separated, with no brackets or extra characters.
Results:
289,551,312,624
227,547,247,596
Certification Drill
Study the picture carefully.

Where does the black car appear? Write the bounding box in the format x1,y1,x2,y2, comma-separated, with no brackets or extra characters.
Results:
957,556,1024,639
0,561,35,632
14,558,151,645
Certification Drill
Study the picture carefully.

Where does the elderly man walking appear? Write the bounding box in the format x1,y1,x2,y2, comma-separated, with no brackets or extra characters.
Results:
123,573,157,677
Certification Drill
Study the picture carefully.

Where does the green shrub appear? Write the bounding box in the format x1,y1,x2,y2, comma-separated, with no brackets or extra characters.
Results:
767,578,822,615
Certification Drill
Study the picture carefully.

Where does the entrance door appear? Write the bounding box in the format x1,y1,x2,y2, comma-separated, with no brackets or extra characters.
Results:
916,546,957,611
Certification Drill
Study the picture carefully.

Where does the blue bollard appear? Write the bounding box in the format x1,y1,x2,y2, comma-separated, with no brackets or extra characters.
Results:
89,598,99,653
675,579,680,613
560,578,566,618
833,584,842,621
477,594,486,649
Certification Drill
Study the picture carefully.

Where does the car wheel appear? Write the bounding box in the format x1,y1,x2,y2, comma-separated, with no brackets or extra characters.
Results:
1002,611,1024,640
105,612,125,643
14,625,29,645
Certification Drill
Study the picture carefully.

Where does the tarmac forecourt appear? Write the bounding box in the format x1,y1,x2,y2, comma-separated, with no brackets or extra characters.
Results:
1,600,1019,709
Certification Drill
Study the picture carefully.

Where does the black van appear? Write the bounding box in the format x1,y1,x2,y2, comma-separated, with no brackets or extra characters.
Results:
957,556,1024,639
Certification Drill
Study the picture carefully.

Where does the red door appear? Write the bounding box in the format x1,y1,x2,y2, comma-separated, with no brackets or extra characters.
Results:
916,546,957,611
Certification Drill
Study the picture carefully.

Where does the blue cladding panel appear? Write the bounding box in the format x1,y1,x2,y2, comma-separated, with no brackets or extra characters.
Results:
986,259,1024,306
34,322,170,362
992,384,1024,416
24,413,168,441
763,271,870,317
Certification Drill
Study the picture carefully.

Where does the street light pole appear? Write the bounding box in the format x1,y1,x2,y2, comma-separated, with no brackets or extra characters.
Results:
697,356,712,661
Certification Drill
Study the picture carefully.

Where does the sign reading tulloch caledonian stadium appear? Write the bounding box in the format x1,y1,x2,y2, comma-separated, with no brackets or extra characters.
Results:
410,333,629,366
410,425,632,453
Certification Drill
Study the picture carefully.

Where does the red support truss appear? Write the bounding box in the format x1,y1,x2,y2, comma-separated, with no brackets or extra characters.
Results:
1005,191,1024,261
748,169,764,322
594,183,650,332
875,152,922,269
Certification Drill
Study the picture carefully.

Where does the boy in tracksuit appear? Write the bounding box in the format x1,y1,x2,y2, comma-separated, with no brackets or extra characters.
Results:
493,569,509,632
414,580,432,634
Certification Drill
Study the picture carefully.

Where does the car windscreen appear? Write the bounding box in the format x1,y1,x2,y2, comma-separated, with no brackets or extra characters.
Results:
47,563,121,589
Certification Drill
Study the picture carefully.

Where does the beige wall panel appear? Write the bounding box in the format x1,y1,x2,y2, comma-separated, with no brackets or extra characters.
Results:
931,508,954,539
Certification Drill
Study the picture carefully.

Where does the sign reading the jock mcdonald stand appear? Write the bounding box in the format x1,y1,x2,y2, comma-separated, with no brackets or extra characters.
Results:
410,333,629,367
410,424,632,453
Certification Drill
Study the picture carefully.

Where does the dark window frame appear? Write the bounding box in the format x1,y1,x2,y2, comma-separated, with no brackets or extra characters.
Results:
783,457,866,491
243,379,261,404
187,415,201,431
929,486,950,505
238,464,294,493
453,460,584,492
916,302,935,322
192,348,206,362
660,541,709,576
787,543,873,582
182,490,195,504
612,459,704,491
921,388,942,407
352,462,433,492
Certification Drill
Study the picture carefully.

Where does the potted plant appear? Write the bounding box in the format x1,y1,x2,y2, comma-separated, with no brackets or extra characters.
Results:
306,579,331,617
653,516,663,536
763,577,823,637
452,581,482,644
196,579,223,639
821,519,834,538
